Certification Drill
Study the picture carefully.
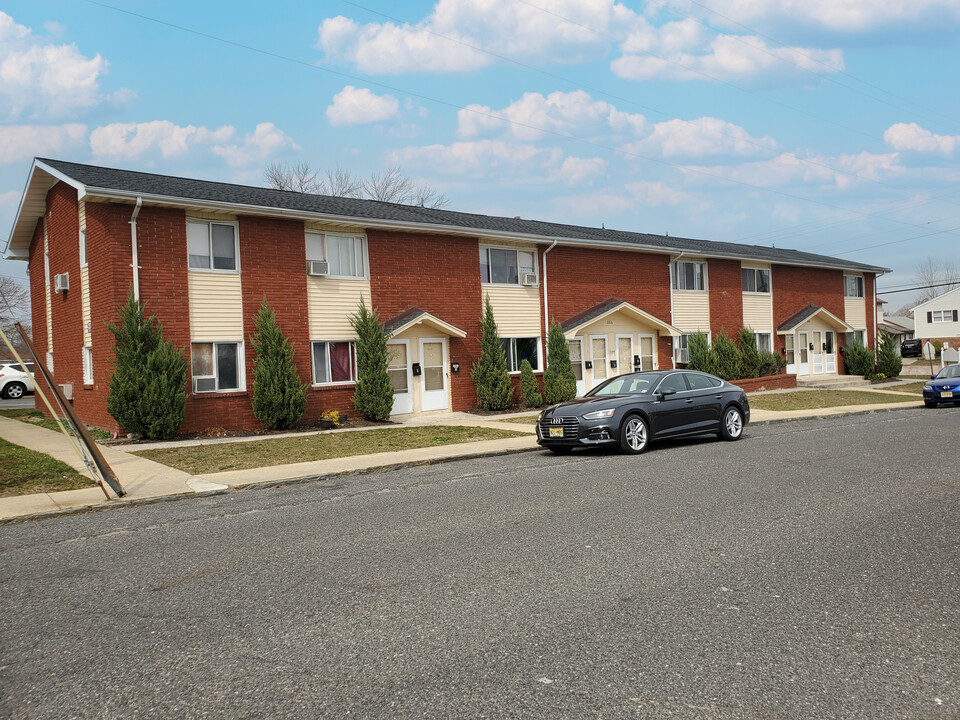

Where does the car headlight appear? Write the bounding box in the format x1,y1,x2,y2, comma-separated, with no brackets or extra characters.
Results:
923,383,933,390
582,408,616,420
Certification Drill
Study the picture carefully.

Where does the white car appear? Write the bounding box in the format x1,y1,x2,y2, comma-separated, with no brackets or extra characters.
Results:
0,362,35,399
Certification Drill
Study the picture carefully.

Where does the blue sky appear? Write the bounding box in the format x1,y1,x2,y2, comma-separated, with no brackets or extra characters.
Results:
2,0,960,312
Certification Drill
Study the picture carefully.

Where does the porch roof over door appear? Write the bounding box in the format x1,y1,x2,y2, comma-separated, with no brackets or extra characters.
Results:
560,298,681,340
777,304,855,334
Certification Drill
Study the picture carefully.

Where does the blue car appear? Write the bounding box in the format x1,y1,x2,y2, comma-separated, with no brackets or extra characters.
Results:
923,365,960,408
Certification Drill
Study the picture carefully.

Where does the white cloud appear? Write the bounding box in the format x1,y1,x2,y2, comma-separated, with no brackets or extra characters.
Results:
622,117,778,157
557,180,693,215
391,140,564,179
326,86,400,127
0,190,20,208
90,121,298,167
459,90,648,142
661,0,960,34
613,32,844,84
318,0,635,74
553,156,607,185
681,151,901,189
0,11,127,119
884,122,959,157
0,124,87,164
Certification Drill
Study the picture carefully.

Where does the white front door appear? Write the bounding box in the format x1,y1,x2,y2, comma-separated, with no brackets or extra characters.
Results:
785,333,796,374
568,339,586,397
812,330,824,374
419,338,449,412
616,334,634,376
825,331,836,373
387,340,413,415
797,331,810,375
638,334,656,371
589,335,608,390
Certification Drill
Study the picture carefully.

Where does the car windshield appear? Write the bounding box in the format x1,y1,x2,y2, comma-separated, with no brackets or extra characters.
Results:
587,375,655,396
936,365,960,379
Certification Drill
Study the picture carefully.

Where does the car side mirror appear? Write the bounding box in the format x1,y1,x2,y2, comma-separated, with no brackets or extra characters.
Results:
932,375,937,380
659,387,677,398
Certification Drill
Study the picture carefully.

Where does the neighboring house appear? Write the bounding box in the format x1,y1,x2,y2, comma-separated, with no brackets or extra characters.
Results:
912,287,960,347
6,158,888,433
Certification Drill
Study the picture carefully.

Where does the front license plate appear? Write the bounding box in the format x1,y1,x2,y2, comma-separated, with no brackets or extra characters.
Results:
941,391,954,398
549,427,564,438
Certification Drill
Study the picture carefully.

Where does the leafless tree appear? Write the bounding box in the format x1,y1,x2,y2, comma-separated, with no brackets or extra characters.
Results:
915,255,960,304
263,160,321,194
319,165,362,198
264,161,447,207
0,276,31,358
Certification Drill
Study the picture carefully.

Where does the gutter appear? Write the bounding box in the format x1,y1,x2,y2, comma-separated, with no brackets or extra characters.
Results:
129,197,142,300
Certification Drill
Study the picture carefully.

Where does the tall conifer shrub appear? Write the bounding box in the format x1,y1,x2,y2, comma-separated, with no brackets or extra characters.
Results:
350,301,394,421
251,298,306,430
472,295,512,410
543,320,577,404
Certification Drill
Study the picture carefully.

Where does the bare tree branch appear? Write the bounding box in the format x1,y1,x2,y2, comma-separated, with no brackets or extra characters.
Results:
362,166,414,204
320,165,362,198
264,161,448,207
915,256,960,304
0,276,31,358
264,160,321,194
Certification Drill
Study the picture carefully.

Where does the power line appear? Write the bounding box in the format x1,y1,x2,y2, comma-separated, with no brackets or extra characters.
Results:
877,281,960,295
81,0,957,245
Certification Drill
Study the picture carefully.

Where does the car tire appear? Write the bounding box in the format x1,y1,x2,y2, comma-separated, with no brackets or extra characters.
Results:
548,446,573,455
924,400,937,408
2,382,25,400
718,406,744,441
619,414,649,455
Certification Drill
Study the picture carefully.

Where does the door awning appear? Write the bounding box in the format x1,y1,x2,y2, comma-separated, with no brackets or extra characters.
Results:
382,308,467,339
560,298,681,339
777,304,855,334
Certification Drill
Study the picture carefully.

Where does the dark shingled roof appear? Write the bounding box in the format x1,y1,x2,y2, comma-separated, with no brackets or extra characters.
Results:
561,299,626,332
37,158,887,273
382,307,428,335
777,304,823,332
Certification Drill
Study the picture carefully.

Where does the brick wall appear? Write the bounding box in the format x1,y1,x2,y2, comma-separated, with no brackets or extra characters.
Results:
545,246,675,370
772,265,844,354
367,229,483,411
708,259,743,338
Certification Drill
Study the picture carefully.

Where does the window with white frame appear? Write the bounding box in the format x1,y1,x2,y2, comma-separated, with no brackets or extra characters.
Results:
187,220,238,271
312,341,357,385
191,342,242,392
480,246,537,285
305,232,367,278
929,309,958,323
674,332,710,364
844,274,864,298
500,337,540,372
671,261,706,291
741,267,770,293
755,332,772,352
79,229,87,267
82,346,93,385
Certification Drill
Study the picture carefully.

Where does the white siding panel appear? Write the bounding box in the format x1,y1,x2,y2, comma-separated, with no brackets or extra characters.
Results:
485,285,542,336
188,272,244,340
844,297,866,330
307,277,372,339
672,291,710,332
743,294,772,333
80,266,91,345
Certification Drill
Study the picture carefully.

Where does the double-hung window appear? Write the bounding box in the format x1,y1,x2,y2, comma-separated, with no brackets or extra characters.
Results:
674,332,710,364
671,261,706,291
480,246,537,285
188,220,238,271
755,332,772,353
741,267,770,293
81,346,93,385
79,229,87,267
844,275,864,298
500,337,539,372
929,309,958,323
312,341,357,384
305,232,367,278
192,342,242,393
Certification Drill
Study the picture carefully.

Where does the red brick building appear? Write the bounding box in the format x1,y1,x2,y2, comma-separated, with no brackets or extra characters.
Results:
6,159,887,432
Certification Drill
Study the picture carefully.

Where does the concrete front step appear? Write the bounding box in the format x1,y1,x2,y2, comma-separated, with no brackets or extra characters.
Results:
796,375,874,389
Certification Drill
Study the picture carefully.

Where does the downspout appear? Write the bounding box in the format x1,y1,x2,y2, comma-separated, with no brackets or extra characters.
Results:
669,251,686,368
129,197,142,300
541,240,558,363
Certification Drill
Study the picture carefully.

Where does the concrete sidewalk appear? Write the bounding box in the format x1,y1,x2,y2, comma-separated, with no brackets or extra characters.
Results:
0,396,924,522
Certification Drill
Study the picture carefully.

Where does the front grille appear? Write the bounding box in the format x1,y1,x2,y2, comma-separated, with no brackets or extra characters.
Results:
539,416,580,439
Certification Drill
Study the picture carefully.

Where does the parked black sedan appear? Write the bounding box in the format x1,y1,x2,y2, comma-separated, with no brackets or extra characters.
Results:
536,370,750,455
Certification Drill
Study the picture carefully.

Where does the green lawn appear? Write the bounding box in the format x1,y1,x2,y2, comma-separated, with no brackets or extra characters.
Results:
750,390,919,412
874,381,926,395
134,425,528,475
0,409,113,440
500,415,539,425
0,437,95,498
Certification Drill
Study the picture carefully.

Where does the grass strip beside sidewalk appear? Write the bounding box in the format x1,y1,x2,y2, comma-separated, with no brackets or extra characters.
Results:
0,437,95,498
750,389,918,412
133,425,528,475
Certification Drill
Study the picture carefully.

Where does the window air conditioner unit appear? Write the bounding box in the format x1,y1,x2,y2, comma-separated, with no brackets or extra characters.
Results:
59,383,74,400
307,260,329,276
193,377,216,394
54,273,69,292
520,272,538,286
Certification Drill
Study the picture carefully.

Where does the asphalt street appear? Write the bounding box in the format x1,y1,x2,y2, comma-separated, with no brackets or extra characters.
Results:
1,408,958,719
